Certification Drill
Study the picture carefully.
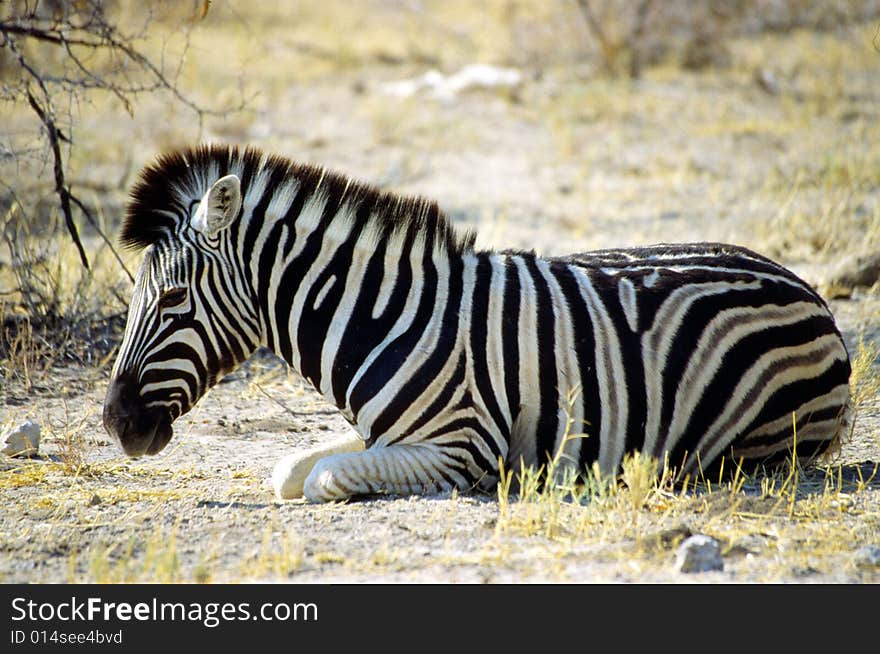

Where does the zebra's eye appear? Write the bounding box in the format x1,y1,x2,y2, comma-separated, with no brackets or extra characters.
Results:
157,287,188,310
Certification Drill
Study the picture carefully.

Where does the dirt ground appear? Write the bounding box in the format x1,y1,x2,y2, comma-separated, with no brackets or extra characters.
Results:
1,4,880,583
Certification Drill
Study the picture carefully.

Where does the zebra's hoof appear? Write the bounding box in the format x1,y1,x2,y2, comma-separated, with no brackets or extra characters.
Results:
302,456,349,503
271,452,316,500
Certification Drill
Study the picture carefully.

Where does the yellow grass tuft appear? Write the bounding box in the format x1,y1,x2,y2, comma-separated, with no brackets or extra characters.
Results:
851,336,880,421
78,522,182,584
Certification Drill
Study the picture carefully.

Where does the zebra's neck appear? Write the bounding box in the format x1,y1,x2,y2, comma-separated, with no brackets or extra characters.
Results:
238,169,471,419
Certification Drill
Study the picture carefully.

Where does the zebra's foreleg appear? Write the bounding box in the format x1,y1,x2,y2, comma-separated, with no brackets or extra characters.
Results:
272,432,366,499
300,442,479,502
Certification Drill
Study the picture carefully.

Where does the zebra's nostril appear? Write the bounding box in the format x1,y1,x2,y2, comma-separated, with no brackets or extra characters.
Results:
103,372,175,457
104,410,173,458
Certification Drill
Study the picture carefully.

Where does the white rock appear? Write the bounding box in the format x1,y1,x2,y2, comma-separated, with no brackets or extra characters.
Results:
379,64,522,101
754,67,780,95
444,64,522,96
675,534,724,573
2,420,41,457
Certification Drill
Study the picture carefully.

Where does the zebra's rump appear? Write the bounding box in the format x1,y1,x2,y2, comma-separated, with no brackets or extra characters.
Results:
512,242,852,477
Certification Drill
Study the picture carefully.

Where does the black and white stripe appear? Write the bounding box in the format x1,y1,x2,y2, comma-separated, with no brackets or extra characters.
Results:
105,144,852,500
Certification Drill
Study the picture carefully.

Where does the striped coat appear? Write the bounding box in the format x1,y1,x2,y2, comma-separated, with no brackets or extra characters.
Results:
103,144,852,501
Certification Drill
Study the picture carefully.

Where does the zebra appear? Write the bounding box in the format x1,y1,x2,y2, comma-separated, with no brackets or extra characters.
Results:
102,144,853,502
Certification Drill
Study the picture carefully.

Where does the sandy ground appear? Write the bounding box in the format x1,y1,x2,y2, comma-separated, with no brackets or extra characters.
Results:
1,11,879,583
2,337,879,583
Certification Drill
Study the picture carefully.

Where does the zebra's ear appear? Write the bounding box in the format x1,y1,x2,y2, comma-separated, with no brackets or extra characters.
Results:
191,174,242,237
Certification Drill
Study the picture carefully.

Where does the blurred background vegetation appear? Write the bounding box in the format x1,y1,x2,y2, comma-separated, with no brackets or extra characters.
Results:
1,0,879,382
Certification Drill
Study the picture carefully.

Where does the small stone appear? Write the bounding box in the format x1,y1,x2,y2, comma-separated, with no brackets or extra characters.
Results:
829,252,880,290
754,68,780,95
675,534,724,574
2,420,41,457
88,493,103,507
791,565,819,578
854,545,880,569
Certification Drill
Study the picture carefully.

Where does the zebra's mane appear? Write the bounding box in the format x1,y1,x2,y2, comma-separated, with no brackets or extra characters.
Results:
121,143,476,255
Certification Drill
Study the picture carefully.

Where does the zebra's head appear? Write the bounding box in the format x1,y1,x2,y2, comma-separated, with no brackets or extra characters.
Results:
104,152,261,457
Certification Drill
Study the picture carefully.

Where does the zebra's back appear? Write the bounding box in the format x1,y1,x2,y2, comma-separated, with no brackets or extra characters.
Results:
499,242,851,477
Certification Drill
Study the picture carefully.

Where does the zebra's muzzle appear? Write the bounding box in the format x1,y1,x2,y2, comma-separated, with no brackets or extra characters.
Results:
103,373,174,457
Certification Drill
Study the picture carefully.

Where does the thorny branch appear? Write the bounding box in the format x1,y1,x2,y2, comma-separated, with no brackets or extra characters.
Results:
574,0,656,79
0,0,245,286
628,0,655,79
574,0,618,76
25,85,89,269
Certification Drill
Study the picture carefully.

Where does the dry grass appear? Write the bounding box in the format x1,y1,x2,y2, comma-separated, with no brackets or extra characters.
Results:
0,451,247,583
0,214,135,397
756,181,880,263
239,516,307,580
1,3,878,584
851,336,880,433
78,521,184,584
483,394,880,581
489,450,880,580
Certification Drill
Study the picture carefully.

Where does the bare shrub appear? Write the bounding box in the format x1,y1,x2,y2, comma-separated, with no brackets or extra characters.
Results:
0,1,245,365
573,0,880,78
